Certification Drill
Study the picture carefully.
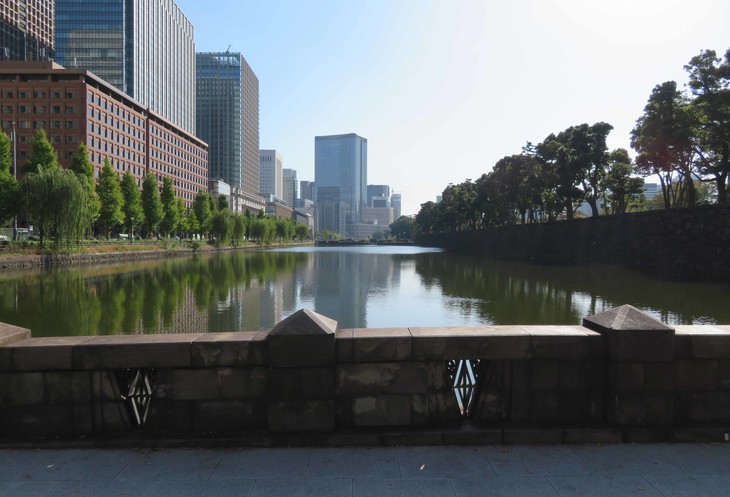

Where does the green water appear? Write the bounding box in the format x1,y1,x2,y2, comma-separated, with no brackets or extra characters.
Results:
0,246,728,337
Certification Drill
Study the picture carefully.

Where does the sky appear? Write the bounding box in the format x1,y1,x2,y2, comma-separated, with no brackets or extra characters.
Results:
176,0,729,216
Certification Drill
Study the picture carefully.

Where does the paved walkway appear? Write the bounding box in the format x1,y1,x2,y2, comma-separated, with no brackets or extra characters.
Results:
1,443,729,496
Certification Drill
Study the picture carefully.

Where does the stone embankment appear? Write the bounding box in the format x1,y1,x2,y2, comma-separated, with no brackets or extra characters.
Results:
1,306,729,446
419,204,730,283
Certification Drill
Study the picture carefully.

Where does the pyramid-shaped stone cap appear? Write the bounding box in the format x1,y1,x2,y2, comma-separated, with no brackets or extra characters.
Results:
270,309,337,336
583,305,673,333
268,309,337,367
583,305,675,362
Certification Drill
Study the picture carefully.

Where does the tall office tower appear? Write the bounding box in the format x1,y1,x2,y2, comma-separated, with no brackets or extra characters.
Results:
367,185,390,207
391,193,402,218
300,180,315,201
0,0,54,61
197,52,259,193
54,0,196,133
283,168,298,207
314,133,367,235
259,149,282,198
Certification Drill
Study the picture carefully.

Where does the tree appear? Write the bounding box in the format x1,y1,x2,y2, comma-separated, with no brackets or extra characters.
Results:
232,214,246,246
211,208,233,247
193,190,213,238
294,223,310,241
390,216,415,240
684,48,730,203
25,130,59,174
217,194,228,211
631,81,698,208
120,171,143,239
600,149,645,215
275,218,293,243
175,197,188,237
96,160,125,238
142,173,163,237
249,218,270,245
159,177,181,237
21,167,93,248
0,132,18,226
68,143,100,228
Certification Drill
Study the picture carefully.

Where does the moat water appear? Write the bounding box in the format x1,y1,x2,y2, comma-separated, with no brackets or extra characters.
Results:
0,246,728,337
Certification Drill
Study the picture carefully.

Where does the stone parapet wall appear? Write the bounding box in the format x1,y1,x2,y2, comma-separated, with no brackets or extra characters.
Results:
418,204,730,282
1,307,730,445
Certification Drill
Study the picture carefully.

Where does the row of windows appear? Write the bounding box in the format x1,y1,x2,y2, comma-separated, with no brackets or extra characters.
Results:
1,90,77,99
2,105,76,115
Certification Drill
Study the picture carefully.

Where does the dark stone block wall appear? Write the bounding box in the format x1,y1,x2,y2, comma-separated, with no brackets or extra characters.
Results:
1,308,730,445
418,204,730,282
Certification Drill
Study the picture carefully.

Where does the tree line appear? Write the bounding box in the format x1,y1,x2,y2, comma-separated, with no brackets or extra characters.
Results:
0,129,309,248
415,48,730,236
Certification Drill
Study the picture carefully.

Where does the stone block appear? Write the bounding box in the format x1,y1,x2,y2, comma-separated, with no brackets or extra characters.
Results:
687,392,730,422
563,428,622,444
523,326,596,359
587,391,605,422
151,368,173,399
410,326,530,360
509,392,531,421
5,405,75,438
0,322,31,346
644,363,674,390
623,428,669,443
426,361,452,391
268,400,335,432
559,361,590,390
675,359,718,391
608,394,646,426
268,309,336,367
325,431,383,446
530,360,560,390
0,347,12,372
0,372,43,405
269,368,333,401
171,368,219,400
443,426,503,445
381,363,429,394
411,394,429,426
352,395,411,427
73,403,93,436
335,396,353,427
10,337,88,371
194,400,267,433
669,427,729,443
45,371,91,403
583,305,675,362
73,334,200,369
219,367,267,399
503,427,562,444
90,370,119,402
335,328,354,362
674,325,730,358
511,360,531,392
352,328,412,362
609,363,644,391
100,401,133,433
428,390,461,425
337,364,383,395
718,359,730,390
191,332,261,366
145,400,193,433
382,430,443,445
531,392,560,421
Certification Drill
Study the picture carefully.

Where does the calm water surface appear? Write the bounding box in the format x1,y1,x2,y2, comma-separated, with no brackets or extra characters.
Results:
0,246,728,337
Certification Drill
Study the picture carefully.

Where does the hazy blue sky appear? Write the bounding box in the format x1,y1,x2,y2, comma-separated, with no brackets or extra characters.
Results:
177,0,729,215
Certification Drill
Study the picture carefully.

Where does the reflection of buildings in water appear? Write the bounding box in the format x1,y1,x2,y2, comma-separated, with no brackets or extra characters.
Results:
138,287,210,334
298,250,401,329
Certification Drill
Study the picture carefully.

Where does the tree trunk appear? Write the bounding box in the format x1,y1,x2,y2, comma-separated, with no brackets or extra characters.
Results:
565,200,574,220
587,197,599,217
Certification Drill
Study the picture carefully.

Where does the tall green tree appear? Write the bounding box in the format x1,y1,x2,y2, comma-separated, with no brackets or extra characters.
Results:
232,214,246,247
631,81,697,208
141,173,163,237
120,171,143,239
600,149,645,215
211,208,233,247
25,130,59,174
159,177,181,237
0,131,19,226
21,167,92,248
684,48,730,203
176,197,188,237
96,159,124,238
294,223,310,241
390,216,415,240
68,143,100,226
217,194,228,211
193,190,213,238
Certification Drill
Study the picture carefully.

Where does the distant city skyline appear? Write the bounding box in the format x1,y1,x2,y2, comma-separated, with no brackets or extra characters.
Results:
176,0,729,215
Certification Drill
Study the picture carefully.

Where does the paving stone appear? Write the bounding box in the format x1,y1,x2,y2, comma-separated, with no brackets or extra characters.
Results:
562,428,622,444
382,430,443,446
354,478,456,497
212,448,311,479
308,447,401,478
644,474,730,497
451,476,559,497
479,445,588,477
147,479,255,497
503,427,562,444
570,444,683,475
398,446,492,477
113,448,222,480
249,479,351,497
548,475,665,496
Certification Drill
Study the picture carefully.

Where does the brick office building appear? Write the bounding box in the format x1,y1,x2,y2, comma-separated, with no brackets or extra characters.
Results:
0,61,207,205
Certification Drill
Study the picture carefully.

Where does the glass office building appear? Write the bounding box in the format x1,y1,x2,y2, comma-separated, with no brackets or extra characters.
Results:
314,133,368,234
0,0,55,61
54,0,196,133
196,52,260,194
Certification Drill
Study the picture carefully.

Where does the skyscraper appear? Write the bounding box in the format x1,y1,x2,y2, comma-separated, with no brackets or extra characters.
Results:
259,149,282,198
1,0,54,61
54,0,196,133
283,168,298,208
196,52,259,194
314,133,367,235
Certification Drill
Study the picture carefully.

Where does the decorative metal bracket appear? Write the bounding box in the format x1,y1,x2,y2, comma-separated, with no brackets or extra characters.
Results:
447,359,482,417
115,368,157,427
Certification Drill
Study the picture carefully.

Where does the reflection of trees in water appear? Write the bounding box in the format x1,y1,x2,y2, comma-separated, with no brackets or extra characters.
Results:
0,251,305,337
414,253,730,325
